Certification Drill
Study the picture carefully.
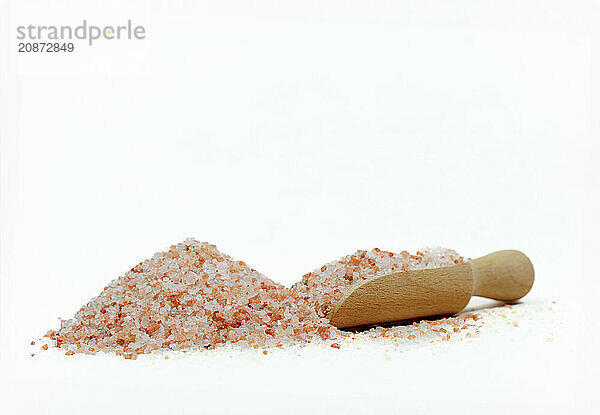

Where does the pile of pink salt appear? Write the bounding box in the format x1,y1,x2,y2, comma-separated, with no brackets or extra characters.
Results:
46,239,336,358
290,247,466,318
43,241,474,358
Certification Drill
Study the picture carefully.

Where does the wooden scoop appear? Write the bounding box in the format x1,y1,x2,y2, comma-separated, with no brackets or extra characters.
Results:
326,250,534,328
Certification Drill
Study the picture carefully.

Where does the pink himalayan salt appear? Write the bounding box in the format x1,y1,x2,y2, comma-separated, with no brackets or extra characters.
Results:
47,241,467,357
49,239,336,356
291,247,465,318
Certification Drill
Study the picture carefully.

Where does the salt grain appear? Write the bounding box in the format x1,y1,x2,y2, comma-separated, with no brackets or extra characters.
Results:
48,239,334,357
290,247,465,318
45,241,517,358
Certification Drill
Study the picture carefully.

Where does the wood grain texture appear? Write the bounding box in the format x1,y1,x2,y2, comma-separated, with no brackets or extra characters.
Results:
327,250,534,329
327,263,473,328
470,250,534,301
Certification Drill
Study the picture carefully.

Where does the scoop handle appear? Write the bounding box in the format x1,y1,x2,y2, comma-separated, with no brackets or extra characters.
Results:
470,250,534,301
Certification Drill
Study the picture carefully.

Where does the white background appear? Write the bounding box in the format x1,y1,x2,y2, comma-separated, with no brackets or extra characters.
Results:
1,1,599,413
